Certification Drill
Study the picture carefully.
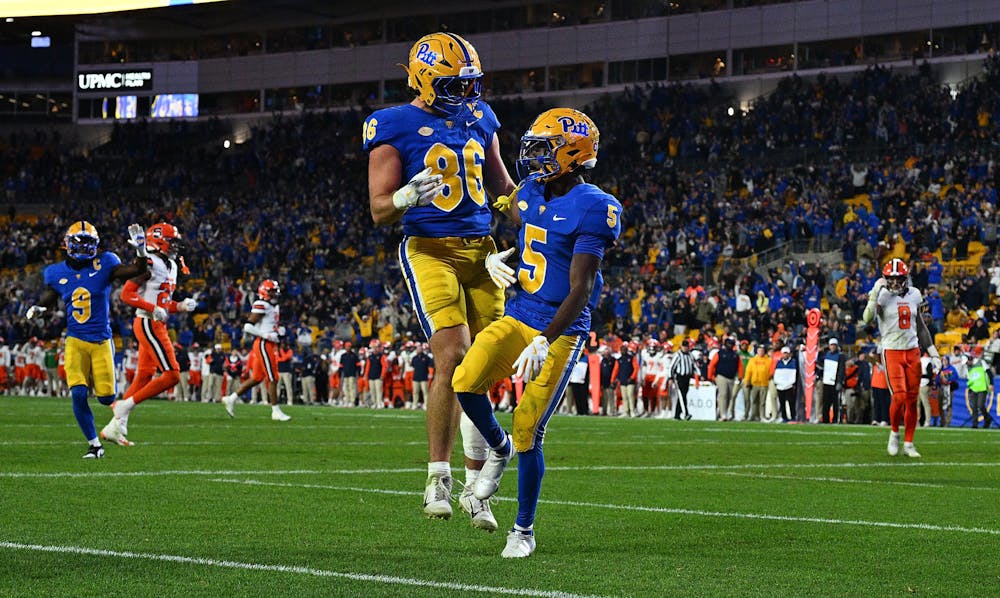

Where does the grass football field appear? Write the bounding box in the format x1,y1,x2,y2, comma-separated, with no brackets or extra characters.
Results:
1,396,998,597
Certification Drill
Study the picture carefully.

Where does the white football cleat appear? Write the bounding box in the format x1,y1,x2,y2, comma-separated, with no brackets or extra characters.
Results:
887,431,900,457
271,409,291,422
474,433,515,500
423,474,453,519
222,393,238,417
902,442,921,458
459,485,498,532
100,418,134,447
501,530,536,558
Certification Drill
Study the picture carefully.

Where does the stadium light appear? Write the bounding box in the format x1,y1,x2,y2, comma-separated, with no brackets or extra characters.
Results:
727,106,735,117
30,30,40,36
5,17,13,22
223,139,231,149
3,1,227,18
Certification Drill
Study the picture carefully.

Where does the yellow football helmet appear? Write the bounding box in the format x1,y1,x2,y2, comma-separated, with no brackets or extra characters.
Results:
516,108,599,183
403,32,482,117
64,221,100,261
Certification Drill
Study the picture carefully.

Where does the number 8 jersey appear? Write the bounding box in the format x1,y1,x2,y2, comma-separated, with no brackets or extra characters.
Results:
363,101,501,238
874,287,922,350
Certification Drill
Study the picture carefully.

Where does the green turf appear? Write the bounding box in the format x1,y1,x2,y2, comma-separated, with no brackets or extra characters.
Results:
1,396,997,597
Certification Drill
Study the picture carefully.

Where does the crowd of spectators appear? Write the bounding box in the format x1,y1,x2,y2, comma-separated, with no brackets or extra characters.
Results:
2,55,1000,359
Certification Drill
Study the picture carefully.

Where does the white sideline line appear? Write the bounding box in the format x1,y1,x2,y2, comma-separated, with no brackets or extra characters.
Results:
209,478,1000,536
0,541,597,598
711,471,1000,492
3,462,1000,479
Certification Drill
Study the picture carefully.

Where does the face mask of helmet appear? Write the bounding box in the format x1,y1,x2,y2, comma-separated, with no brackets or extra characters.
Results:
516,136,564,182
886,275,908,295
66,233,99,261
431,74,482,116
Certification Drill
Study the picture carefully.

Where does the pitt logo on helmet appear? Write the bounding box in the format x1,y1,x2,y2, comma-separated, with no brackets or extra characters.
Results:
415,43,439,66
557,116,589,136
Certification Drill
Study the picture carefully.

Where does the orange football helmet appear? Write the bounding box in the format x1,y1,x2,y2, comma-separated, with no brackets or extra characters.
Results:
146,223,182,258
257,279,281,303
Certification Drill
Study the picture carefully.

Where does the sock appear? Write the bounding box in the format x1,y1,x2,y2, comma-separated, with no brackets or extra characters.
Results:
428,461,450,478
115,397,136,417
89,438,102,447
70,385,96,441
465,467,479,486
456,392,506,450
515,443,544,530
513,524,533,535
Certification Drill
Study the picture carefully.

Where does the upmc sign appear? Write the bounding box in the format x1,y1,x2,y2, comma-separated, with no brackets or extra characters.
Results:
76,70,153,92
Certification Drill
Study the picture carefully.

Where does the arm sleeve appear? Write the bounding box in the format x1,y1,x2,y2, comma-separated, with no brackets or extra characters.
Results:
707,354,718,380
120,280,156,312
577,196,623,257
362,109,401,152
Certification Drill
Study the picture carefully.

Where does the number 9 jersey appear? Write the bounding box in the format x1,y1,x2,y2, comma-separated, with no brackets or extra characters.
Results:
44,251,122,342
363,101,500,238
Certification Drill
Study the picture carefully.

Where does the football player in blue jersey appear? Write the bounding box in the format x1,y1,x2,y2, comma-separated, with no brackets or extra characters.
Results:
365,32,517,530
25,221,149,459
452,108,622,558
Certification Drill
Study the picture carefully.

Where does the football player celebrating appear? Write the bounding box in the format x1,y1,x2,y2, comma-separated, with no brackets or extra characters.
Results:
101,222,197,446
452,108,622,557
862,258,940,458
25,221,148,458
364,32,517,530
222,279,291,421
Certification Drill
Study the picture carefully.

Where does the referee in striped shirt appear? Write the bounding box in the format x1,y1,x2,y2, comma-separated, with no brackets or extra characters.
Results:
669,340,696,420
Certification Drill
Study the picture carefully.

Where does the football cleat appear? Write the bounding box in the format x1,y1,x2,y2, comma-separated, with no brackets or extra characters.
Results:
100,418,134,447
474,433,515,500
902,442,921,458
83,445,105,459
887,431,900,457
222,393,238,417
459,483,498,533
423,474,453,519
271,409,291,422
501,530,536,559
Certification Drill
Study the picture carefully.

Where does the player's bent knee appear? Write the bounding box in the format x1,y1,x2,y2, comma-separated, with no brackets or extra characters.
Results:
452,364,487,395
162,370,181,385
96,395,114,406
460,413,488,460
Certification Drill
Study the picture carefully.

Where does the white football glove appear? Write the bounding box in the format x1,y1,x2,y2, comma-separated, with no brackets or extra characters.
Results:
178,298,197,312
392,167,445,211
485,247,517,289
513,335,550,381
266,332,279,343
931,357,942,372
243,322,259,337
25,305,47,320
869,278,886,300
152,306,169,322
127,223,147,258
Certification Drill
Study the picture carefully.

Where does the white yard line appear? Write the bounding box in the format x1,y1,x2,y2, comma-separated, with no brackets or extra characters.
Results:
0,541,597,598
208,478,1000,536
709,471,1000,492
3,462,1000,479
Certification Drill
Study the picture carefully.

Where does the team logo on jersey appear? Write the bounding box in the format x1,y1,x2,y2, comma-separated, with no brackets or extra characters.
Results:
59,278,68,285
557,115,589,136
415,43,439,66
418,126,434,136
517,200,528,211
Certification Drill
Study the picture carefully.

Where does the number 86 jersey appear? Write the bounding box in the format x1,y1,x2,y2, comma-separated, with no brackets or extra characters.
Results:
874,287,922,350
363,101,500,238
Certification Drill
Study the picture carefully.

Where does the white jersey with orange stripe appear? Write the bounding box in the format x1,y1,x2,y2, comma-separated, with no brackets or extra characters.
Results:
136,254,177,319
874,287,922,351
251,300,280,339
